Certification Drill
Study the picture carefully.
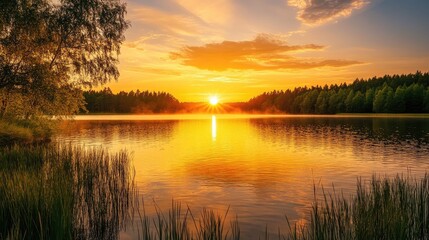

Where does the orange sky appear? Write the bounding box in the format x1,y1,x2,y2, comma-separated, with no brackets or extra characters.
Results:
104,0,429,102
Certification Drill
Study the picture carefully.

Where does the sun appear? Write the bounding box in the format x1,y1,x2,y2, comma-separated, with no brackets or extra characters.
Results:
209,96,219,106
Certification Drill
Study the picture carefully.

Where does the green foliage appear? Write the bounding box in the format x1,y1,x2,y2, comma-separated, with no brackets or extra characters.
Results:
373,86,388,113
0,120,33,145
315,90,329,114
0,118,54,145
424,89,429,112
83,88,182,113
345,90,355,112
135,201,239,240
134,175,429,240
351,91,365,113
285,175,429,240
245,72,429,114
0,144,134,239
0,0,129,119
80,72,429,115
364,88,375,112
300,90,319,114
3,145,429,239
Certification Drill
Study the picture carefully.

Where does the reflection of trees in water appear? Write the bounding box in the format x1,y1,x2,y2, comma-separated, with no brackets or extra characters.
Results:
249,117,429,152
183,157,313,239
59,120,178,144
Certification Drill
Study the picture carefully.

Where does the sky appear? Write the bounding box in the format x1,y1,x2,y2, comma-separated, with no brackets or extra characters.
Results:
105,0,429,102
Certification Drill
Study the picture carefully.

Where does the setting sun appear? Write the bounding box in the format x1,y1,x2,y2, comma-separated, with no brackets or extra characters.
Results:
3,0,429,239
209,96,219,106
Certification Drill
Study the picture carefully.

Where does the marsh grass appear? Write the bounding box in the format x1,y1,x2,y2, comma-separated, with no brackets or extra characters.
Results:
133,174,429,240
2,143,429,240
133,199,240,240
285,174,429,240
0,144,134,240
0,120,33,145
0,119,53,145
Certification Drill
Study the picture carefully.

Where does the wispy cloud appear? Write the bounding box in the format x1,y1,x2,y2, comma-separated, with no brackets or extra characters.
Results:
123,34,188,53
170,34,362,71
288,0,369,25
128,6,207,37
175,0,232,25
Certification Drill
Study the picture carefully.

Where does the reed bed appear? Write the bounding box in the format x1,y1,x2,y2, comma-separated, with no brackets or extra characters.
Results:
133,200,240,240
0,144,134,240
133,174,429,240
285,174,429,240
2,144,429,240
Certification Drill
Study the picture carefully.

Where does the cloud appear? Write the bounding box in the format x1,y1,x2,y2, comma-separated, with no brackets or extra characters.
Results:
170,34,362,71
175,0,232,25
288,0,369,25
124,38,150,51
123,34,187,53
128,6,206,37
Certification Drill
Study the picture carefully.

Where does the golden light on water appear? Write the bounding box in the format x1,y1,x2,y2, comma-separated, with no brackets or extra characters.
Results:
60,115,429,238
211,115,217,140
209,96,219,106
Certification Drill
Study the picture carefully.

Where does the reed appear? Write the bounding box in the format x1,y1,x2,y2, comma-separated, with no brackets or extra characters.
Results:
2,144,429,240
285,174,429,240
133,174,429,240
0,144,134,240
133,199,240,240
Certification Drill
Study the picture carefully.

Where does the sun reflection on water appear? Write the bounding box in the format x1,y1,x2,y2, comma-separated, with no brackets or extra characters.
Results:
57,115,429,239
211,115,217,140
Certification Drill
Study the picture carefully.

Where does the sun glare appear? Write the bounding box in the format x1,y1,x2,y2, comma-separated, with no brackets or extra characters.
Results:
209,96,219,106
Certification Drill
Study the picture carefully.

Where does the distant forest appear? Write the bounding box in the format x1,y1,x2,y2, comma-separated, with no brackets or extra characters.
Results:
245,71,429,114
83,72,429,114
83,89,181,113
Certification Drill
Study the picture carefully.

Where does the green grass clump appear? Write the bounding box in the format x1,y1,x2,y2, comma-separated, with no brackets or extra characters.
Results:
0,118,54,145
0,120,33,145
0,144,134,240
286,174,429,240
134,200,239,240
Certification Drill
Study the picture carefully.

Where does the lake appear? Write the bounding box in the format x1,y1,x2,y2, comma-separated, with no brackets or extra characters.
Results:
57,114,429,239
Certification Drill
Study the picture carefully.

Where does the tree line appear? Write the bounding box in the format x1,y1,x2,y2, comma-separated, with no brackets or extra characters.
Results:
84,72,429,114
83,88,181,113
244,71,429,114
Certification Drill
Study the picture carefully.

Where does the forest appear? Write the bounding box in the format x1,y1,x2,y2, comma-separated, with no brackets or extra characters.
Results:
244,71,429,114
83,72,429,114
83,88,181,113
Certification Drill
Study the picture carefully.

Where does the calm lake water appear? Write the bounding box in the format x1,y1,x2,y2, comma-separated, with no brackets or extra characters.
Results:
57,114,429,239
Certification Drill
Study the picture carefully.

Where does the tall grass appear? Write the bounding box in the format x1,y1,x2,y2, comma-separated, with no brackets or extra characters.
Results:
133,175,429,240
0,118,54,145
0,144,134,240
2,144,429,240
285,174,429,240
0,120,33,145
134,200,240,240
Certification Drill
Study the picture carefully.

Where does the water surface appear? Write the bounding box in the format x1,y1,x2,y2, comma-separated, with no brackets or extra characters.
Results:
57,114,429,239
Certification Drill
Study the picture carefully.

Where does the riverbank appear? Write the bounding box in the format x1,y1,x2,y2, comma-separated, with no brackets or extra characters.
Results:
0,119,52,145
